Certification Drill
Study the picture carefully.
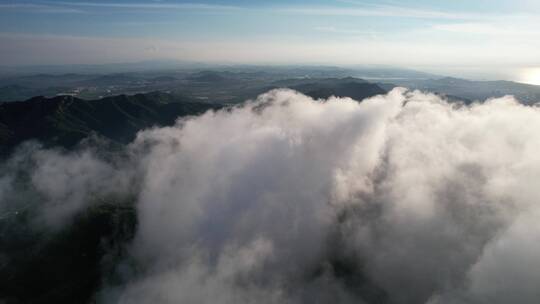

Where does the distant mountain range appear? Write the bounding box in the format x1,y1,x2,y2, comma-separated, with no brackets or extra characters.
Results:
381,77,540,104
2,66,540,105
0,67,409,102
3,70,540,156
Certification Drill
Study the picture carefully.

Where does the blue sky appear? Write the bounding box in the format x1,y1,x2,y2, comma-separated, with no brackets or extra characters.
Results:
1,0,539,77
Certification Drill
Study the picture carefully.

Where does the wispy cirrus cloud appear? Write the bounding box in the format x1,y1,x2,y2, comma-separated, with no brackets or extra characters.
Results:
38,1,242,11
0,1,508,20
2,0,529,24
433,22,540,37
278,4,490,20
0,3,82,13
313,26,378,38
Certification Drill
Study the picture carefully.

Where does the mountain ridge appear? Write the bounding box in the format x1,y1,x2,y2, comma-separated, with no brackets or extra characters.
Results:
0,92,221,156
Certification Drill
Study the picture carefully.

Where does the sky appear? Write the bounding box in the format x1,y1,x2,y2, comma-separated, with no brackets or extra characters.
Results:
1,0,540,79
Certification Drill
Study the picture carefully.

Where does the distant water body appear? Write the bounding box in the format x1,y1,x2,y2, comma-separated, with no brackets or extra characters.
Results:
417,66,540,85
517,67,540,85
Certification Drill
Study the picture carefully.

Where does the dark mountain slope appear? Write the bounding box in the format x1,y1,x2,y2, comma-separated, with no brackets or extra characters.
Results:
0,203,137,304
293,81,386,101
0,92,221,155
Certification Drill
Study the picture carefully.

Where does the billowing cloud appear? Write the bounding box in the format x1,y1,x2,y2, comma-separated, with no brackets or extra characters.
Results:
2,88,540,303
0,140,136,228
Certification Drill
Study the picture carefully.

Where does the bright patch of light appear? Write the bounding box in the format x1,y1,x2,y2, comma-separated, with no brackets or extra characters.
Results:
519,68,540,86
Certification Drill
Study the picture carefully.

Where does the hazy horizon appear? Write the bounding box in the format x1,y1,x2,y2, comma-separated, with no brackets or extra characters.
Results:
2,0,540,84
2,59,540,85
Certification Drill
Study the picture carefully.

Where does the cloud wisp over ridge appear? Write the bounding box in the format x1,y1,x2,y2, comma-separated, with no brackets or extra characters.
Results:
2,88,540,303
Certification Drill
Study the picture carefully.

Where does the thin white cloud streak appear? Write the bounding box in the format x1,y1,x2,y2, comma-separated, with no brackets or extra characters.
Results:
313,26,377,36
336,0,536,21
57,1,468,20
38,1,242,11
0,3,82,13
277,4,498,20
4,1,524,21
433,22,540,38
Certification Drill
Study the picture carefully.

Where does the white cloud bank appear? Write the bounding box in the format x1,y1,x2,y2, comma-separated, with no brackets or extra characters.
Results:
2,88,540,303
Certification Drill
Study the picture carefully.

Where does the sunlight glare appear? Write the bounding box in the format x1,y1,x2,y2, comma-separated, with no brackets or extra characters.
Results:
520,68,540,85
